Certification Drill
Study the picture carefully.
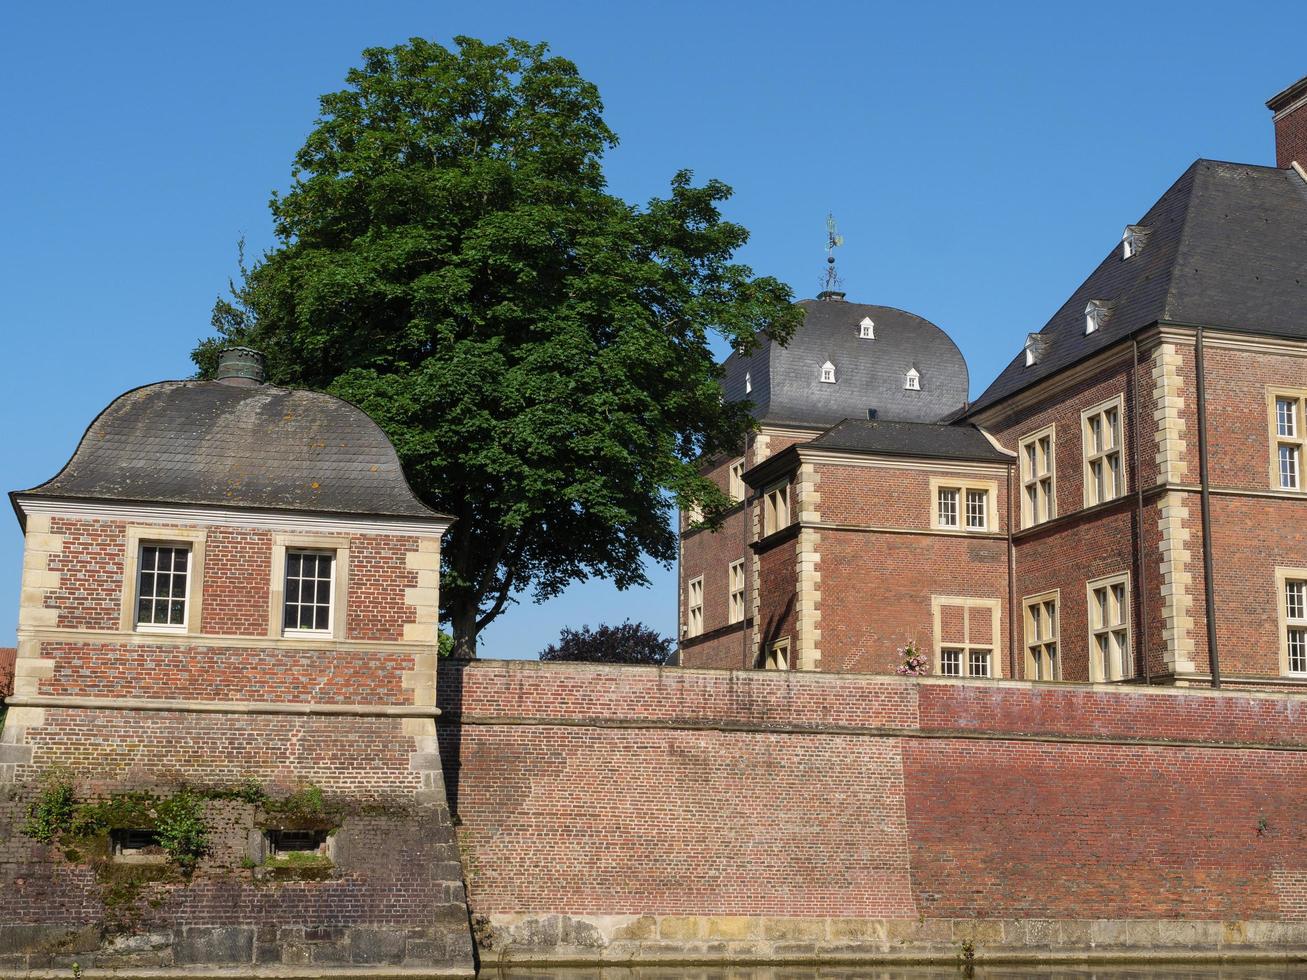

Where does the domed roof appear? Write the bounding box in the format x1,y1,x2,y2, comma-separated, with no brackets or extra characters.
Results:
724,296,969,426
14,380,445,523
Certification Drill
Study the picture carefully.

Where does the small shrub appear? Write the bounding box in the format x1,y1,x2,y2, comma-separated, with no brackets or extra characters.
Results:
22,770,77,844
154,791,210,871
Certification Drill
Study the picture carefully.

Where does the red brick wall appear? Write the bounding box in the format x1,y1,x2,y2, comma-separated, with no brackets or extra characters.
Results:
202,527,273,635
439,660,1307,923
1275,101,1307,169
0,647,13,699
816,462,1010,532
755,532,797,659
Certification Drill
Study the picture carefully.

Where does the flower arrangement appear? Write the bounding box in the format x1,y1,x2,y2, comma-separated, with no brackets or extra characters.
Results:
894,640,929,677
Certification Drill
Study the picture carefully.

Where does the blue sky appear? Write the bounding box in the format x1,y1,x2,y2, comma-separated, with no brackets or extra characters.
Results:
1,1,1302,655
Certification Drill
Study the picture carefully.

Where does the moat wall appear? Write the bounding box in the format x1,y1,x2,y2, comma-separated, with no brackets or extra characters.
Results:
438,659,1307,965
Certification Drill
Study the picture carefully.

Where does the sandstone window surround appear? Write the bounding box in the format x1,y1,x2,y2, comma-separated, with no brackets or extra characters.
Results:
121,525,207,635
931,596,1001,678
686,576,704,638
1023,590,1061,681
268,533,351,641
1081,395,1126,507
766,636,790,670
1019,426,1056,528
1087,572,1132,682
1275,567,1307,676
728,459,746,503
930,478,998,533
762,480,790,536
728,559,746,624
1268,389,1307,492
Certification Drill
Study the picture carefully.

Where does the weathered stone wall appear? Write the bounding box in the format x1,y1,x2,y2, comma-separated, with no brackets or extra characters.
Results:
438,658,1307,965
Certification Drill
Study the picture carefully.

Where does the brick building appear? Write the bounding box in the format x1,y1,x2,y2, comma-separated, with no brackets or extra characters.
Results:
681,74,1307,689
0,349,473,972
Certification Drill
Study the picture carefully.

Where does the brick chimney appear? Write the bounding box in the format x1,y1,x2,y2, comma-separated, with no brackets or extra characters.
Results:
1267,73,1307,169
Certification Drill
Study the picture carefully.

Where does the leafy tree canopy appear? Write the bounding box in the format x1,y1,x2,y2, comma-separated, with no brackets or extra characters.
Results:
538,621,672,666
194,36,802,656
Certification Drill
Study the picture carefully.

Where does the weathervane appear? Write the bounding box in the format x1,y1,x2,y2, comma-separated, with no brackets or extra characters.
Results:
823,213,844,293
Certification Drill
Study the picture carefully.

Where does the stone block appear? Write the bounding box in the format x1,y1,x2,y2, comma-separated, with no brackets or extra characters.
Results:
611,915,657,941
827,917,887,941
952,918,1004,945
1019,918,1057,947
309,942,351,964
762,917,825,941
886,918,953,944
173,927,254,965
657,916,704,940
349,928,407,964
404,938,447,963
704,916,758,941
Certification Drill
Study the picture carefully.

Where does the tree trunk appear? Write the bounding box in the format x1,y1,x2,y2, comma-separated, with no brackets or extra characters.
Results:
449,602,479,659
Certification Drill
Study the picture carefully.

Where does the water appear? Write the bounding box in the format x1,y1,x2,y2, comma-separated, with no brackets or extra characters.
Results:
478,968,1307,980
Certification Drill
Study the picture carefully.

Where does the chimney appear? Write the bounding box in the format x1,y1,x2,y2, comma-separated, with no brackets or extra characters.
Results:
215,347,267,386
1267,73,1307,170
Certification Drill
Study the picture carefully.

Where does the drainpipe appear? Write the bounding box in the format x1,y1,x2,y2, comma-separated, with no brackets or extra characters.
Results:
1007,462,1018,679
1194,326,1222,688
1132,337,1153,685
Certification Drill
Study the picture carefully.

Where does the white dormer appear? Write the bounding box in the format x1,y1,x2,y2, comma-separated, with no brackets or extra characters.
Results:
1085,300,1111,335
820,361,836,384
905,367,920,390
1121,224,1149,259
1024,333,1044,367
745,371,752,394
859,317,875,339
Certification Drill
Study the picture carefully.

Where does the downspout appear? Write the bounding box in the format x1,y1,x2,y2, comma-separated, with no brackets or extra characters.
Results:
1132,337,1153,685
1007,462,1018,679
1194,326,1222,688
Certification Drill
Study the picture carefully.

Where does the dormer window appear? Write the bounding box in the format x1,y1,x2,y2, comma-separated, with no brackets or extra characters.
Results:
1085,300,1111,336
1121,224,1149,259
1024,333,1043,367
820,361,836,384
745,371,752,394
859,317,875,339
905,368,921,391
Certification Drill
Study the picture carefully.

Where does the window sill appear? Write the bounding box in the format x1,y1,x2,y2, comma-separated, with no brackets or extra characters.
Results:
750,522,800,552
134,624,188,635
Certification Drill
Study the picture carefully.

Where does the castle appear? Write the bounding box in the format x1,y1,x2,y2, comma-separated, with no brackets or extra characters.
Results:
680,74,1307,690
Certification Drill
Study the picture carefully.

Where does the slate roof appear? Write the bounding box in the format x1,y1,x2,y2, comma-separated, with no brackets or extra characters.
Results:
14,381,446,522
805,418,1013,463
968,160,1307,415
723,298,969,426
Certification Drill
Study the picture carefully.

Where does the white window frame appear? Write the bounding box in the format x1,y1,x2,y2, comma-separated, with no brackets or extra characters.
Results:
1019,426,1056,528
859,317,875,339
905,368,921,391
686,576,704,638
281,549,337,638
1275,567,1307,676
728,459,746,503
930,478,996,533
269,533,350,641
1087,572,1132,682
765,636,790,670
121,525,207,635
820,361,836,384
133,542,194,633
931,596,1001,678
1082,395,1125,507
728,559,745,625
1268,389,1307,492
1024,590,1061,681
763,480,790,536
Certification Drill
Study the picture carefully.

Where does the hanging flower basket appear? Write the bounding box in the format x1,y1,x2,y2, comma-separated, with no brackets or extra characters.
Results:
894,640,930,677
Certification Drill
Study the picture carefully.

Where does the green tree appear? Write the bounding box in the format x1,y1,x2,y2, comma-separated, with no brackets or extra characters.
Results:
194,36,801,657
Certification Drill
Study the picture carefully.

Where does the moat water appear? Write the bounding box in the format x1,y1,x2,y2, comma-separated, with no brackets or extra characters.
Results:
477,966,1307,979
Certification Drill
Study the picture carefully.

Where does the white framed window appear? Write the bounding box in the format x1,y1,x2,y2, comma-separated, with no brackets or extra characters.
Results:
686,576,704,638
763,480,790,536
859,317,875,339
931,479,995,532
931,596,1001,678
728,559,746,625
820,361,836,384
905,368,921,390
1276,568,1307,676
1088,573,1132,682
1085,300,1110,335
1082,396,1125,506
765,637,790,670
282,550,336,635
1024,592,1060,681
728,459,746,503
135,543,192,632
1270,391,1307,491
1019,427,1055,527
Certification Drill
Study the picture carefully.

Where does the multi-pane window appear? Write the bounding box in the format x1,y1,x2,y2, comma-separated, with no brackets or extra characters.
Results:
135,544,190,629
1024,594,1060,681
968,650,992,677
687,576,704,638
940,648,991,677
283,550,335,634
1272,394,1306,491
905,368,921,390
1020,428,1055,528
820,361,836,383
940,649,962,676
766,638,790,670
937,488,960,528
932,597,999,678
728,560,746,625
1083,398,1124,506
763,481,790,536
859,317,875,339
933,482,992,532
1089,574,1132,682
1284,578,1307,674
729,459,746,503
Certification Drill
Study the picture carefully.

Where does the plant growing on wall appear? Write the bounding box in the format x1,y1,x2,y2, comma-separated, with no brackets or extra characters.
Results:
193,36,803,657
